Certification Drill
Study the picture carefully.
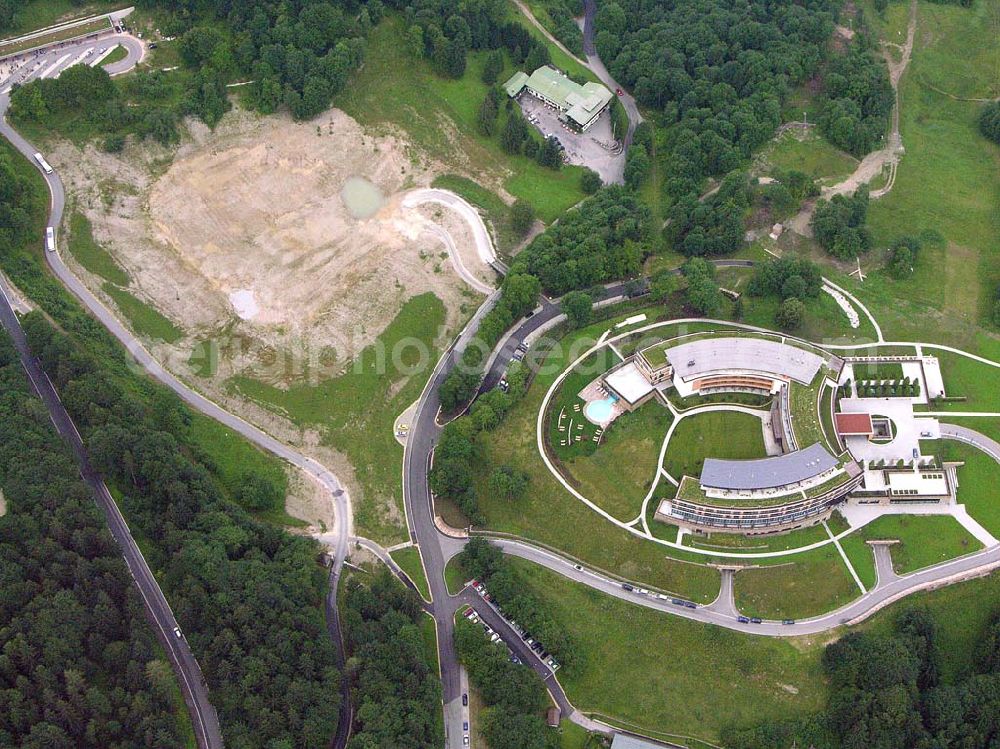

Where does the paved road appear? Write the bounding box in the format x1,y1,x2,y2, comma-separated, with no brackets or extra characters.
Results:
582,0,643,148
0,32,355,749
0,49,354,633
0,275,223,749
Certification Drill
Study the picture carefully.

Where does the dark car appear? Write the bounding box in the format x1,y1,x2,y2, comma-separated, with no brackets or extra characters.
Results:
622,583,633,592
462,694,468,706
782,619,795,625
750,617,763,624
670,598,684,606
737,615,750,623
684,602,697,609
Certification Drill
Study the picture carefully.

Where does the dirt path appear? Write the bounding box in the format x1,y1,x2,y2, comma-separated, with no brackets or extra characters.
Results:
511,0,588,68
788,0,917,236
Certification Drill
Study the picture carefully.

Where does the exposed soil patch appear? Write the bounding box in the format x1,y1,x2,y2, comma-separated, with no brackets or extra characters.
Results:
50,104,492,535
55,106,487,369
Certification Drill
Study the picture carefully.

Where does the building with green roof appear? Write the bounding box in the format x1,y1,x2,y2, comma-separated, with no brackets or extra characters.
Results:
503,65,613,132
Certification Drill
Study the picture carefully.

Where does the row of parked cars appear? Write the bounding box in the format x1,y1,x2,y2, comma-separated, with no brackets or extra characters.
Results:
468,579,561,672
621,583,698,610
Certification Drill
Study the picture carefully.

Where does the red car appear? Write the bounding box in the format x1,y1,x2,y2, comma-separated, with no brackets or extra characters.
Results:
616,87,623,96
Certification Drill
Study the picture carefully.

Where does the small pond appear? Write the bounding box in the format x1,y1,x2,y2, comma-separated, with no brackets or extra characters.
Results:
341,176,385,219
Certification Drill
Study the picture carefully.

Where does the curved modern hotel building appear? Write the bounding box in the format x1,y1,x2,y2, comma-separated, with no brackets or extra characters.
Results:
592,331,951,535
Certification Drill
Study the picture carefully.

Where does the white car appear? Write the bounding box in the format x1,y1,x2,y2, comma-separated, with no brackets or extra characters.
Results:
172,627,182,638
44,226,55,252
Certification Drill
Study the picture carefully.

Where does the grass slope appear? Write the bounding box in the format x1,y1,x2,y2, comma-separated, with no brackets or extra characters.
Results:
230,292,449,544
512,559,829,744
392,546,431,602
734,543,861,620
334,16,587,224
562,404,673,521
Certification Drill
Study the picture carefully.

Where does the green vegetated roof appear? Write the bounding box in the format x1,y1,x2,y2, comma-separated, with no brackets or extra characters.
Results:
508,66,613,127
503,71,529,98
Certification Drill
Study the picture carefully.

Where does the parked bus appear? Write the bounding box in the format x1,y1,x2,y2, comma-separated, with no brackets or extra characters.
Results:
45,227,55,252
33,152,53,174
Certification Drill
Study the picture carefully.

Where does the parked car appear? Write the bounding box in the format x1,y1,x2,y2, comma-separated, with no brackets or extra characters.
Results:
172,627,182,638
684,602,697,610
573,564,582,571
622,583,633,592
750,617,763,624
462,694,468,706
782,619,795,625
738,616,750,623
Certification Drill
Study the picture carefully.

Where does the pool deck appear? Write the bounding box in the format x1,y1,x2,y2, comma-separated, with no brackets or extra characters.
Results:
578,378,623,428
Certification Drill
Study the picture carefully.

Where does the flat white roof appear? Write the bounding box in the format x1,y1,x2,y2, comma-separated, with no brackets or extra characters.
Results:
605,363,654,404
666,337,825,385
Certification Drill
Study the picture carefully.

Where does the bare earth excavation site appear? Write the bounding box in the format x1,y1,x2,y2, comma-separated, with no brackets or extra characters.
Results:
61,108,491,376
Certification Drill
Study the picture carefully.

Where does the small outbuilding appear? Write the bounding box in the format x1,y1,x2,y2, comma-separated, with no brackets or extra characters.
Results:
835,412,875,438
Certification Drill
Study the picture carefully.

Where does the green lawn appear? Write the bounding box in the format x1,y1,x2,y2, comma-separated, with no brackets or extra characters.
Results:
421,612,441,680
101,282,184,343
391,546,431,602
852,514,982,575
758,129,858,184
430,174,521,256
788,371,833,453
934,350,1000,411
943,441,1000,537
474,315,724,600
1,0,117,37
734,544,862,620
229,293,450,545
512,558,829,744
444,554,466,595
839,531,878,590
334,16,587,223
66,211,130,286
99,43,129,66
662,410,767,481
860,0,1000,337
562,403,674,521
183,411,305,527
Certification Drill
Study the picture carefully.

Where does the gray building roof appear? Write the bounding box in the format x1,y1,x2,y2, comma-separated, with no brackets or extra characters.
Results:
611,735,674,749
664,336,825,385
701,442,838,491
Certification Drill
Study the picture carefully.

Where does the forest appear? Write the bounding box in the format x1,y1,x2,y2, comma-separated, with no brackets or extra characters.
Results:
726,607,1000,749
0,332,187,748
340,569,443,748
455,618,555,749
22,313,341,749
9,0,375,143
593,0,835,251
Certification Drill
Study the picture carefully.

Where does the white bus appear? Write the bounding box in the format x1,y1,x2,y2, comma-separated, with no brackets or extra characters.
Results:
33,152,53,174
45,227,55,252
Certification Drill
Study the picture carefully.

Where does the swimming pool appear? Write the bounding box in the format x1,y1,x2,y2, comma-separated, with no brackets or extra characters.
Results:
584,396,617,423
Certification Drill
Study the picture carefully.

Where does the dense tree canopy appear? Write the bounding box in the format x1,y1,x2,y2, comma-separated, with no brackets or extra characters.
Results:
512,185,651,294
594,0,836,252
811,188,872,259
979,101,1000,145
0,333,187,748
818,39,894,157
341,569,442,749
21,315,341,749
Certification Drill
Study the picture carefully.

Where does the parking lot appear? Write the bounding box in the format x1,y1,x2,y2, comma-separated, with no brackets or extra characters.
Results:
516,93,625,184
